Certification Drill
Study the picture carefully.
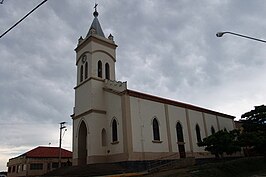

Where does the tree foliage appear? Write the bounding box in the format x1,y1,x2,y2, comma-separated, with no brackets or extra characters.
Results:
240,105,266,156
198,105,266,158
241,105,266,131
198,129,241,158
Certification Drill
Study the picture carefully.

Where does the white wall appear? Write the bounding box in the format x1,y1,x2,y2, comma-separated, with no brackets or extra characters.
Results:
205,113,219,136
73,114,107,159
74,82,92,115
217,116,234,131
105,91,124,155
168,106,191,153
188,110,206,152
130,97,169,153
128,95,235,157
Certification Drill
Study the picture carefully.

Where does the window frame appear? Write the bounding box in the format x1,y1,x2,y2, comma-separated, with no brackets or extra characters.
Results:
85,62,88,79
111,119,118,143
176,122,184,143
196,124,202,143
98,60,102,78
102,128,107,146
30,163,43,170
152,118,161,142
105,63,110,80
80,65,84,82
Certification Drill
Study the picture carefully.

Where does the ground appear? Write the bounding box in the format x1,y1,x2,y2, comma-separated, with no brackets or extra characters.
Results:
43,156,266,177
144,156,266,177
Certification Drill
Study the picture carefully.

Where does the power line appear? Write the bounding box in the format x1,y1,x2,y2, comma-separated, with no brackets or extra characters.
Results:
0,122,64,126
0,0,48,39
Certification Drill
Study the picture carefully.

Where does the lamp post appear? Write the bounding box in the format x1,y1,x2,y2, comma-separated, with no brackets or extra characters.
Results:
216,31,266,44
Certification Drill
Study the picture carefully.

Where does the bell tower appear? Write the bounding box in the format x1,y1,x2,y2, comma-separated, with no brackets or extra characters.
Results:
72,5,118,165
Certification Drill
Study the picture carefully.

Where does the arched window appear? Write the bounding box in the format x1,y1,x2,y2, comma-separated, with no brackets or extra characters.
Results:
176,122,184,142
196,124,202,143
101,128,106,146
80,65,83,82
152,118,160,141
211,126,215,135
85,62,88,79
112,119,118,142
98,60,102,78
105,63,110,80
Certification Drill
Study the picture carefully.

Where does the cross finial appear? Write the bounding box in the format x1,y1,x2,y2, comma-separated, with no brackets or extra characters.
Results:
94,3,98,12
93,3,99,17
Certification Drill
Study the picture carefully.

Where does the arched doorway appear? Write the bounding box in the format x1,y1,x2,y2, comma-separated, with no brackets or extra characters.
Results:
78,121,87,165
176,122,186,158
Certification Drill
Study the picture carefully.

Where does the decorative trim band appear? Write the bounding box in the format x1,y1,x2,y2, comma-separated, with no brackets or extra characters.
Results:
72,109,106,120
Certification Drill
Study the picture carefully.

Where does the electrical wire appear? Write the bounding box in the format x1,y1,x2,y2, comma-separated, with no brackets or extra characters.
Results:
0,0,48,39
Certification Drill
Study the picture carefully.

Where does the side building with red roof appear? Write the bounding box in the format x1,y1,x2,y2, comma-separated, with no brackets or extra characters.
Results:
6,146,72,177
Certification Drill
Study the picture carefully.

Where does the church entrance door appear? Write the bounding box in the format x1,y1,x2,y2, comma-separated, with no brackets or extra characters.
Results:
78,121,87,165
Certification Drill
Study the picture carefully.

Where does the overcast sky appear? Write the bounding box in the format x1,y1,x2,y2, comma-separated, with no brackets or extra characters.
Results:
0,0,266,171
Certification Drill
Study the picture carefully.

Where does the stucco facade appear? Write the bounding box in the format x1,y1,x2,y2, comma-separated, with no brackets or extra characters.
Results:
71,9,235,166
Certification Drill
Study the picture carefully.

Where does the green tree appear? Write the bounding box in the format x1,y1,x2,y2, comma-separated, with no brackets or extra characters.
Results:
241,105,266,131
240,105,266,157
198,129,241,159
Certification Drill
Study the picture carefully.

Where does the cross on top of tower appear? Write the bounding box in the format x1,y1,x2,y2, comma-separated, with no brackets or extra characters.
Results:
93,3,98,17
94,3,98,11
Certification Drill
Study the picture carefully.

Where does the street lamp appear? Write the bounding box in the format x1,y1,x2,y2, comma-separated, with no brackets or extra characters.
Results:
216,31,266,44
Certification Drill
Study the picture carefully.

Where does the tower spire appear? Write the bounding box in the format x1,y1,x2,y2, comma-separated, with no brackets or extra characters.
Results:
86,3,105,38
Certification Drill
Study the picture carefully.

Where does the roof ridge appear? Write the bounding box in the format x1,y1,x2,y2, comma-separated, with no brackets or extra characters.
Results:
22,146,72,158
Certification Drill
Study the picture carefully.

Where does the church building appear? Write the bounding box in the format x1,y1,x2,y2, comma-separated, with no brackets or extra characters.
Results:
71,7,235,166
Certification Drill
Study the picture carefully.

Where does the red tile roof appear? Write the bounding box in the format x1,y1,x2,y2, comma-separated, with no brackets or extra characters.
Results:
24,146,72,158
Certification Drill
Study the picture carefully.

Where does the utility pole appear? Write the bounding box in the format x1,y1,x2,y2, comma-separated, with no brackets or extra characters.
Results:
59,122,66,168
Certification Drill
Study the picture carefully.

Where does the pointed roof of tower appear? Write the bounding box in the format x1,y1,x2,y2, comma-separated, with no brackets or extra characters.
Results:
86,4,105,38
